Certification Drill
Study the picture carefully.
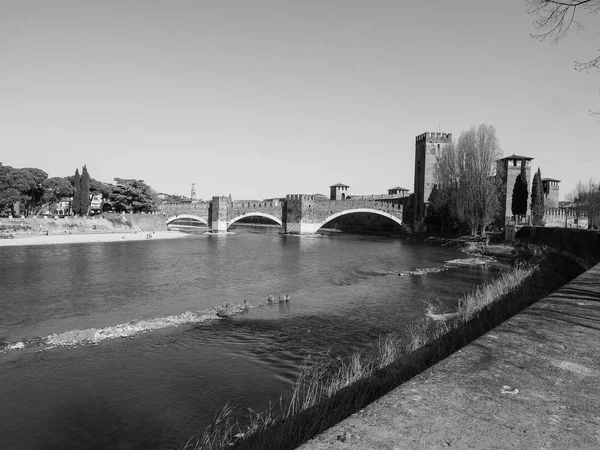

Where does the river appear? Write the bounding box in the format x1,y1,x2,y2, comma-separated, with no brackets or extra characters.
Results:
0,227,508,449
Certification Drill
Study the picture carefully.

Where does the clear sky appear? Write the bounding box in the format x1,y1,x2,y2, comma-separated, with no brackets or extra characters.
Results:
1,1,598,200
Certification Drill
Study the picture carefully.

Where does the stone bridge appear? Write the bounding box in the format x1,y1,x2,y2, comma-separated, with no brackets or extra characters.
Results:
159,195,406,234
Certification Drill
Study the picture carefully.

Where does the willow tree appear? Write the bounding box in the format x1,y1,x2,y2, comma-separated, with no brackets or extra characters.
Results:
435,124,502,236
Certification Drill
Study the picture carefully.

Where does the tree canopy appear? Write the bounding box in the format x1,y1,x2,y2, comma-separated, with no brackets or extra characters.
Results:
108,178,159,213
434,124,502,236
0,162,161,216
0,164,49,214
42,177,75,205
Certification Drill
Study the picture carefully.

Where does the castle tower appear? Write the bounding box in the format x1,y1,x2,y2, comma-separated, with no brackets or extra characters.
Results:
190,183,197,200
413,132,452,224
542,178,560,208
495,154,534,224
330,183,350,200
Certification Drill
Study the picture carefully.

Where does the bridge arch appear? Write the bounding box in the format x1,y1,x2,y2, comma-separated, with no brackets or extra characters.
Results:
166,214,209,227
227,212,283,229
314,208,403,233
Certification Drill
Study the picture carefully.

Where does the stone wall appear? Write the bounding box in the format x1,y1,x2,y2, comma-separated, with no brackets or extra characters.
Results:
228,200,283,224
414,132,452,224
543,208,588,229
158,201,210,218
157,196,404,234
284,195,403,234
497,158,532,224
100,213,167,231
516,226,600,267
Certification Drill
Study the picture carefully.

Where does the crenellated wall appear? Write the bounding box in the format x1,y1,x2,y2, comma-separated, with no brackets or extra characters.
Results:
162,195,405,234
543,207,588,229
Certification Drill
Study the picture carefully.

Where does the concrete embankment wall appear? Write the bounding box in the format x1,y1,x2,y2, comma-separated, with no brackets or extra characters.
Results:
100,213,167,232
516,226,600,267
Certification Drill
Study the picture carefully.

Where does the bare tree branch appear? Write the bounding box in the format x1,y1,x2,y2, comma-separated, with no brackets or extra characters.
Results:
527,0,600,115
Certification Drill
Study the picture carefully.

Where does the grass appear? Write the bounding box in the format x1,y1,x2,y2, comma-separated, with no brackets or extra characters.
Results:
185,244,584,450
456,263,534,321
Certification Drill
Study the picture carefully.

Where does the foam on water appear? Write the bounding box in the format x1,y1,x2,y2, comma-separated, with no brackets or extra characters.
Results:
44,310,218,347
445,257,493,266
398,267,448,276
1,303,253,353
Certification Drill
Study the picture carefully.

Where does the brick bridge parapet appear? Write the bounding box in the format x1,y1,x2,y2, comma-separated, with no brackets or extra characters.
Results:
159,195,404,234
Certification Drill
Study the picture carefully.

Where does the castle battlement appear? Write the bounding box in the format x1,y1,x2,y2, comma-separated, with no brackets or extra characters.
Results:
415,132,452,143
286,194,315,200
544,207,587,219
543,207,589,229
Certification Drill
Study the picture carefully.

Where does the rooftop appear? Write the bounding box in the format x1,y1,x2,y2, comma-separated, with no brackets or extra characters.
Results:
388,186,409,191
542,178,561,183
330,183,349,188
498,154,534,161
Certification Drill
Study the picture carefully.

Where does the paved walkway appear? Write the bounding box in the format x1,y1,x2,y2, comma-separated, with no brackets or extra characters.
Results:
300,264,600,449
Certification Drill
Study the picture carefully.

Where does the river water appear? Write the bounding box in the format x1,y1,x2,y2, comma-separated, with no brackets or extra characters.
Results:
0,227,507,449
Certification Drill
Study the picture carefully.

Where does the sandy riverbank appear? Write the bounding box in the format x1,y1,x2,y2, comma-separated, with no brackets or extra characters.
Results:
0,230,188,247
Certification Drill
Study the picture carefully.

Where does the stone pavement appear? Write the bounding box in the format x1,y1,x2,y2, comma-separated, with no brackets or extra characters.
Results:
300,264,600,450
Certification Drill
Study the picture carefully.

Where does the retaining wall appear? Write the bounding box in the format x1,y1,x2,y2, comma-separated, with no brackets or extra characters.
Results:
516,226,600,267
100,213,167,232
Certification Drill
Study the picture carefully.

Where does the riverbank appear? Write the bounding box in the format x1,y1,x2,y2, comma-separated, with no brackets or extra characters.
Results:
0,215,186,247
300,260,600,450
0,230,186,247
187,243,584,450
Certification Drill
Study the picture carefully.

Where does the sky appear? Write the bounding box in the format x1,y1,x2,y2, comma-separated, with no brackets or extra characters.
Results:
1,0,598,200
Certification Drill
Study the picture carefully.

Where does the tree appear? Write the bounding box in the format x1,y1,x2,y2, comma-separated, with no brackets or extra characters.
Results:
89,178,111,199
108,178,159,213
80,165,91,215
511,161,528,220
0,166,48,215
72,168,81,215
435,124,502,236
531,168,545,225
527,0,600,115
42,177,75,204
567,178,600,228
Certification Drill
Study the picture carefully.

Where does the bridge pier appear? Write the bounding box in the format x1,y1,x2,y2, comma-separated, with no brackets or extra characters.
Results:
284,195,319,234
208,196,229,233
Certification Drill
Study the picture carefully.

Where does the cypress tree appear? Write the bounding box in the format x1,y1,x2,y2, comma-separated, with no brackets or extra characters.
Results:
531,168,545,226
72,168,81,215
511,161,528,219
80,165,91,215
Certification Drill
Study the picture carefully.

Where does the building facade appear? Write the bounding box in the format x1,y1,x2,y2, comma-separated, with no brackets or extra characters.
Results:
330,183,350,200
496,154,534,224
542,178,560,209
